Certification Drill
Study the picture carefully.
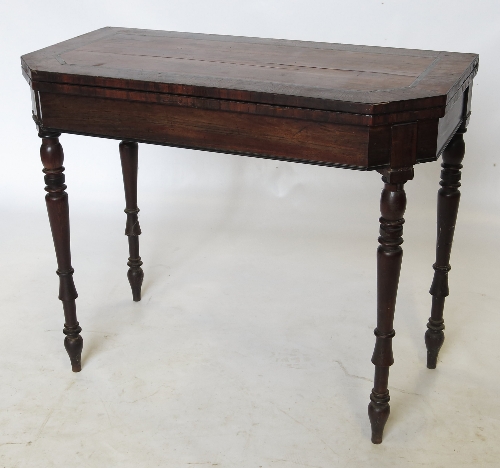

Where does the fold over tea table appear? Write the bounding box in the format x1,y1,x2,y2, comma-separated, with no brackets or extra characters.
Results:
21,27,479,443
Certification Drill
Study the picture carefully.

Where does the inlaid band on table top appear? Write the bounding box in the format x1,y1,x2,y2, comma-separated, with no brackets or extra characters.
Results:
22,27,478,169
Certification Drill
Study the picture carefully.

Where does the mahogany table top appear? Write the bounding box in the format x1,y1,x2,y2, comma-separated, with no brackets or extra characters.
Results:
21,28,478,170
22,27,478,115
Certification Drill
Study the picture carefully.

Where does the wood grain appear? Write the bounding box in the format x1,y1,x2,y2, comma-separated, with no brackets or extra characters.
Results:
369,174,410,444
38,92,375,168
22,28,478,443
120,141,144,302
22,27,478,115
426,125,466,369
39,132,83,372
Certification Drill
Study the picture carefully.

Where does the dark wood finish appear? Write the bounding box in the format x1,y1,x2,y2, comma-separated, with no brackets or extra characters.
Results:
31,79,446,126
119,141,144,301
368,174,409,444
36,92,377,168
425,85,471,369
21,28,479,443
21,28,478,115
21,28,478,170
426,126,466,369
39,131,83,372
26,86,460,170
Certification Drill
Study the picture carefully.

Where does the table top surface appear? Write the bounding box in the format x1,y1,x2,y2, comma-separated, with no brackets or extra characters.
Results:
22,27,478,115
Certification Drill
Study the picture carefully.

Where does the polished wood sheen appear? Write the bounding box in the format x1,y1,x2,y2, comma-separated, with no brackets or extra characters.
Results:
21,28,478,443
21,28,477,114
22,27,478,169
119,141,144,301
369,174,409,443
39,131,83,372
426,123,466,368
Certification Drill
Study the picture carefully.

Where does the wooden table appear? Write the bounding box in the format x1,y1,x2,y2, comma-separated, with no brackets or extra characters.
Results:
21,27,479,443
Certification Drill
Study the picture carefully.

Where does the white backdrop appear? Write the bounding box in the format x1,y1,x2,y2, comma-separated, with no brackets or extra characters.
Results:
1,1,499,467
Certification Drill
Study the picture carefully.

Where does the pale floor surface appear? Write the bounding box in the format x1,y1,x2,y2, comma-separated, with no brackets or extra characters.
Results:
1,185,500,468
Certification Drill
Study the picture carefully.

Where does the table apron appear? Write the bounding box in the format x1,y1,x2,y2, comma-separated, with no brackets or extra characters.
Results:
32,90,466,169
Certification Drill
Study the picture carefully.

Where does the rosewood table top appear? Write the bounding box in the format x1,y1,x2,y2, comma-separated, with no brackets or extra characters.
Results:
22,27,478,170
21,28,478,444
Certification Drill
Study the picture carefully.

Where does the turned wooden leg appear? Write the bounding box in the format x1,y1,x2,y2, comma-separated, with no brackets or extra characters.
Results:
119,141,143,301
425,128,466,369
368,177,408,444
40,131,83,372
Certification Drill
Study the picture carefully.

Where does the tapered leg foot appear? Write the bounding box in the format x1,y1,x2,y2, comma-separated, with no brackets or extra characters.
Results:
120,141,144,302
64,326,83,372
425,316,445,369
128,271,144,302
127,241,144,302
368,389,390,444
